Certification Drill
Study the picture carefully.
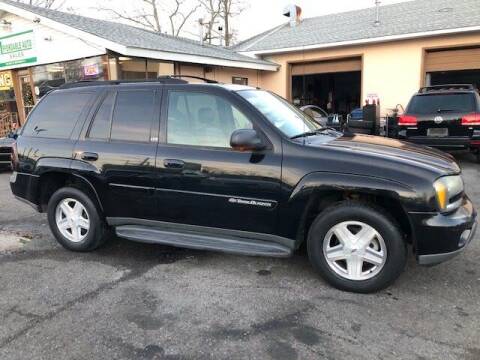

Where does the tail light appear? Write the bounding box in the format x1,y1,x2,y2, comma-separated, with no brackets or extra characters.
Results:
398,115,417,126
461,113,480,126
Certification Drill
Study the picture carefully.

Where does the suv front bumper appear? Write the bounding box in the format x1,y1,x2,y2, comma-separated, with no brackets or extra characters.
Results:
409,197,477,266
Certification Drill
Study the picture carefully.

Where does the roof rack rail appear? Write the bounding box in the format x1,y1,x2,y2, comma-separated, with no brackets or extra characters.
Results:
157,75,219,84
418,84,477,93
58,78,188,89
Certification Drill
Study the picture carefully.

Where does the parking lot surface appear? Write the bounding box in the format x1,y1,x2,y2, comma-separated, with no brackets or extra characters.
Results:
0,153,479,360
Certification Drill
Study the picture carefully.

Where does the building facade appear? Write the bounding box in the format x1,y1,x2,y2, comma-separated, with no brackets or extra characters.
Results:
237,0,480,117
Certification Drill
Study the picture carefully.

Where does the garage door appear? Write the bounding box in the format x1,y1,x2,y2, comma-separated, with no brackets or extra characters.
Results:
291,57,362,76
424,47,480,88
424,47,480,73
291,57,362,117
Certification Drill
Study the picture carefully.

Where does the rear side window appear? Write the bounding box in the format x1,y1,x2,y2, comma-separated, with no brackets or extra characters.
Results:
111,90,155,142
23,92,93,138
88,92,115,140
407,93,476,114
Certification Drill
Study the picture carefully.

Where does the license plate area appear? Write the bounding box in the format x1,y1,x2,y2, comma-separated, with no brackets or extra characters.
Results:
427,128,448,137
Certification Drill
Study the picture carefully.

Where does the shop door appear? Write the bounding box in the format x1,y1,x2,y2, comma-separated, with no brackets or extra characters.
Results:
17,71,35,122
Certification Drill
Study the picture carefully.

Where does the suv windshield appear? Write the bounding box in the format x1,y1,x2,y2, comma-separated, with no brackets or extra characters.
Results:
238,90,321,138
407,93,476,114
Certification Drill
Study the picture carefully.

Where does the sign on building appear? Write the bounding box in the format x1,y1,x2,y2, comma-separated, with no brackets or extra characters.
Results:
0,71,13,90
0,30,37,68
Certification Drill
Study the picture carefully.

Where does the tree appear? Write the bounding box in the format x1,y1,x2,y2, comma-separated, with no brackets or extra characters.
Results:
97,0,200,37
168,0,201,37
199,0,222,44
199,0,247,46
219,0,247,46
16,0,65,9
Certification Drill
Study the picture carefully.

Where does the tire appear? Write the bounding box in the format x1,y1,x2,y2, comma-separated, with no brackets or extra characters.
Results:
307,201,407,293
47,187,107,252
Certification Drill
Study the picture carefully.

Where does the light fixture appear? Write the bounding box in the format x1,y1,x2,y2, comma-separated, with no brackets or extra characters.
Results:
1,19,12,31
118,57,132,61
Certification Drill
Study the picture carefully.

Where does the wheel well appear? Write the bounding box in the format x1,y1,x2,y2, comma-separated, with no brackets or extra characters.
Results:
38,172,102,214
299,190,412,246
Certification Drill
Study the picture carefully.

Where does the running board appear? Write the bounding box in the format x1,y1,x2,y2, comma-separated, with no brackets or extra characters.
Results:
115,225,293,258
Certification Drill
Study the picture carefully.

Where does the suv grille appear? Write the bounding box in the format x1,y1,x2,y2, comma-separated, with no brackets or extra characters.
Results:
0,146,12,164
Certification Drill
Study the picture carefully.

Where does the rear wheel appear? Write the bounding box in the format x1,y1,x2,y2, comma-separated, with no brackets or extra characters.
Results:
307,202,407,293
47,187,107,252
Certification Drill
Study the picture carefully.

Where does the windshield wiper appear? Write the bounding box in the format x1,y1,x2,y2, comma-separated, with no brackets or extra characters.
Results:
290,127,338,140
437,108,455,113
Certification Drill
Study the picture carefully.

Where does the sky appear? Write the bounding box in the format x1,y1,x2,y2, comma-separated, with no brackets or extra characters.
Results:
69,0,411,42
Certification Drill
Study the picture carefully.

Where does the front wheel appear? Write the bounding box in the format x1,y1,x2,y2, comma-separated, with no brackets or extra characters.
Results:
307,202,407,293
47,187,107,252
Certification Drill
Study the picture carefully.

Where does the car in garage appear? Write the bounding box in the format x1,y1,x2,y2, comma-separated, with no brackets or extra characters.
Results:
300,105,329,126
9,78,477,293
397,84,480,161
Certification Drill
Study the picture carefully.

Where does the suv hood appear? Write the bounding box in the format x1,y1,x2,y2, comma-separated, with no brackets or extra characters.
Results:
309,133,460,174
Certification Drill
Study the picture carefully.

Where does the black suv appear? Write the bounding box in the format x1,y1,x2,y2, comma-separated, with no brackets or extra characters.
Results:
10,78,477,293
397,84,480,159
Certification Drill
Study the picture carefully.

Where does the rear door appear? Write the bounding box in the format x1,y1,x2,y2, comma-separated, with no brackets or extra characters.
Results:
406,92,477,138
154,86,282,235
18,89,96,174
73,86,161,220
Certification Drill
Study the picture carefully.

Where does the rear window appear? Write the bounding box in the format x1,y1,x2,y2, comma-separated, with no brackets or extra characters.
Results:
23,91,93,139
407,93,476,115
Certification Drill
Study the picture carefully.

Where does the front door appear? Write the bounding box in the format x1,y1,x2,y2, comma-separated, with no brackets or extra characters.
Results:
17,70,35,122
155,87,282,235
74,87,161,221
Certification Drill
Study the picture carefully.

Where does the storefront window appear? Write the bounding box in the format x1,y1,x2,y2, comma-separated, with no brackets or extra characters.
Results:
32,56,105,98
109,55,174,80
0,71,18,136
118,57,148,80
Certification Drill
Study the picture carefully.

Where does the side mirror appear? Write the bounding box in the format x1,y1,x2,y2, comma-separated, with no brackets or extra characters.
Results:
230,129,265,152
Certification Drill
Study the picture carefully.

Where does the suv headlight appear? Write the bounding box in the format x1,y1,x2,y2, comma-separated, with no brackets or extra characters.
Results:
433,175,464,213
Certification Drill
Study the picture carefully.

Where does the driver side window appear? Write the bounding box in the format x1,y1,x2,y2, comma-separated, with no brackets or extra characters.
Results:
167,91,253,148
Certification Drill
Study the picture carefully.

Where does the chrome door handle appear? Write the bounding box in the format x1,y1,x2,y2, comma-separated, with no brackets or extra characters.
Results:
81,152,99,161
164,159,185,169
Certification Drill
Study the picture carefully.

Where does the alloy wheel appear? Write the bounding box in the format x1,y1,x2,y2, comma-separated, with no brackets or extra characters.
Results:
323,221,387,281
55,198,90,243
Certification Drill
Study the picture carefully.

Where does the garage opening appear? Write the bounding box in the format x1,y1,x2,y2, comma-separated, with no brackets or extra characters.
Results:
425,47,480,88
291,57,362,117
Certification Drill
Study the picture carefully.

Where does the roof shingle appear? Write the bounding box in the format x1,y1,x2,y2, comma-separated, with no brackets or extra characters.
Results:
0,0,275,67
235,0,480,53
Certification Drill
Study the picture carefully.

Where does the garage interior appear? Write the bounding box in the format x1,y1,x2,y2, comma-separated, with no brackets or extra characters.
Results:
291,57,362,117
425,47,480,88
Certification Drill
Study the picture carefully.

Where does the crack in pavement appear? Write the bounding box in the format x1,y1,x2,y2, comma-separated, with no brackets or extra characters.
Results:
0,266,150,349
